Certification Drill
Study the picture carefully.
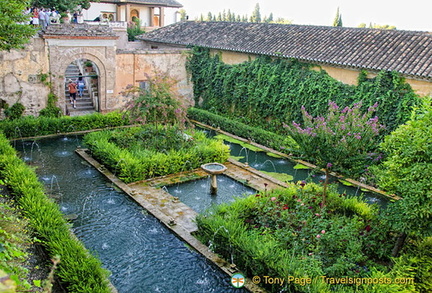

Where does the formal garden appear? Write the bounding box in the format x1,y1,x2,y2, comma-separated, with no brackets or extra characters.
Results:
1,47,431,292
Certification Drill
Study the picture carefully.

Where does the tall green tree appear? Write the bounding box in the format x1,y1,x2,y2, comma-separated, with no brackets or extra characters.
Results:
332,7,343,27
250,3,261,22
0,0,36,51
206,12,213,21
264,12,274,23
31,0,90,13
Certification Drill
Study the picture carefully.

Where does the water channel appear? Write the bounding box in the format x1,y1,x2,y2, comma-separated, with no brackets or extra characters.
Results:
199,128,390,207
15,136,247,293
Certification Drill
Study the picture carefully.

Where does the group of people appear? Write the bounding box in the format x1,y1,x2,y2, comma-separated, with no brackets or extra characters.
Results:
26,7,60,30
68,74,86,109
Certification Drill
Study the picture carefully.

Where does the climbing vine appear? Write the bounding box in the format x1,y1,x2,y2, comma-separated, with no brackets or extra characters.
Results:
186,47,421,135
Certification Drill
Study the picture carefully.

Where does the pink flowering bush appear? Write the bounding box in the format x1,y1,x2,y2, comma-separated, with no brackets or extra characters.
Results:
284,101,385,177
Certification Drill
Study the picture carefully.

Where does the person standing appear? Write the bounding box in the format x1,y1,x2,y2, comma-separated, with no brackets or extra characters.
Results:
32,8,39,27
68,79,78,109
38,8,46,30
77,74,85,98
44,9,50,28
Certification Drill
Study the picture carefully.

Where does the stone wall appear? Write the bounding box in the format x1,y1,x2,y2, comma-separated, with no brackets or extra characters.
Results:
115,49,194,109
0,37,51,117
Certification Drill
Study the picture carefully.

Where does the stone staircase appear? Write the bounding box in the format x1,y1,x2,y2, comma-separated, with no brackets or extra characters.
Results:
65,62,96,115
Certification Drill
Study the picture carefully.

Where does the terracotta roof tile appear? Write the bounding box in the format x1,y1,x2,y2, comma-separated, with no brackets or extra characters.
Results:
139,21,432,79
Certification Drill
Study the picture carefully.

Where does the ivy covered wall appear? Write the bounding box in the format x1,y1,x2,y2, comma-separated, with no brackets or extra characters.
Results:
187,47,421,135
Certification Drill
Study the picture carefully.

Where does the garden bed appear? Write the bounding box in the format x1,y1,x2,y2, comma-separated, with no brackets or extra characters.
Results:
196,183,418,292
83,125,230,183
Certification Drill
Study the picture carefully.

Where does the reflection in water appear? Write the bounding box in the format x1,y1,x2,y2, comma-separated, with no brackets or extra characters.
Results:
15,135,247,293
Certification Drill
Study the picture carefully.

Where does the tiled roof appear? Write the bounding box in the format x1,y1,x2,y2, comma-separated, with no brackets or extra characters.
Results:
99,0,182,7
139,21,432,79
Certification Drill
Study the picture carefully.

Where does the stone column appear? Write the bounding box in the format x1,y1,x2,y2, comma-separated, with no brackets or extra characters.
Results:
160,7,164,27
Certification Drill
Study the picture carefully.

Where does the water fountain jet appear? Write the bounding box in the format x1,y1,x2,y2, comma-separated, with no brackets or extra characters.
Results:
201,163,227,195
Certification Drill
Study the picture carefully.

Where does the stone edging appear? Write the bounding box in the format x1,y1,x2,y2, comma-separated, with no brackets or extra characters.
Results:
75,148,267,293
192,120,401,201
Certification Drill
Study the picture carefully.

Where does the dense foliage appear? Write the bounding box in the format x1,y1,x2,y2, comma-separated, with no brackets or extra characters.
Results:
39,92,62,118
31,0,91,13
374,101,432,238
0,133,111,292
0,111,130,139
187,107,298,152
0,199,31,291
83,125,230,183
196,184,424,292
187,47,420,136
0,0,36,51
4,103,25,120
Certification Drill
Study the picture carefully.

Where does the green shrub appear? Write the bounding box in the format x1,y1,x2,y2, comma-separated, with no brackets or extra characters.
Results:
188,107,299,152
4,103,25,120
127,21,145,41
39,92,62,118
196,184,407,292
373,101,432,239
0,200,31,291
0,111,130,139
0,133,111,292
84,125,230,183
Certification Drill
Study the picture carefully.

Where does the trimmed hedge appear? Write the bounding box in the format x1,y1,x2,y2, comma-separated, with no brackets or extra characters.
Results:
188,107,299,152
83,126,230,183
0,112,130,139
0,133,111,293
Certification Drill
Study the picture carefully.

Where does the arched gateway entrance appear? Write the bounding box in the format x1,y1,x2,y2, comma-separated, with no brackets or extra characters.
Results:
42,24,118,115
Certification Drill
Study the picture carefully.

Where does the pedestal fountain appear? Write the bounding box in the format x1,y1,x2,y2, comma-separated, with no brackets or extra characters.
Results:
201,163,227,195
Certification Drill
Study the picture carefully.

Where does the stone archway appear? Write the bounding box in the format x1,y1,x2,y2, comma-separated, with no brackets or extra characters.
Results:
44,31,118,115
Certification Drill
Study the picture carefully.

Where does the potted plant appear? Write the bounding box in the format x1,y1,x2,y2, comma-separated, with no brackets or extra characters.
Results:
60,12,70,23
85,61,93,72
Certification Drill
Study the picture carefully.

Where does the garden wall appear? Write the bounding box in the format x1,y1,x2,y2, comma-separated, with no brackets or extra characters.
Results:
0,37,50,117
115,49,194,107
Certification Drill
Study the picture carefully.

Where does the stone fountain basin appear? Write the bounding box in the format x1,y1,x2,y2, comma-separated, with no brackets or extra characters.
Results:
201,163,227,175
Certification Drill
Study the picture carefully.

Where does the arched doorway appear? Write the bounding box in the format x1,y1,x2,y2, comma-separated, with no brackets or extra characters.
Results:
64,59,99,115
131,9,139,23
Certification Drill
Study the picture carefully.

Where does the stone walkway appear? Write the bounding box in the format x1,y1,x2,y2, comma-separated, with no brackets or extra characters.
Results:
128,160,286,233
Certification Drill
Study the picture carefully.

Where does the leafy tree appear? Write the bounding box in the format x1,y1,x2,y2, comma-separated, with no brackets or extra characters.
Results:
370,23,396,30
332,7,343,27
374,100,432,255
284,101,384,206
31,0,90,13
0,0,36,51
250,3,261,23
179,9,187,21
123,70,188,128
